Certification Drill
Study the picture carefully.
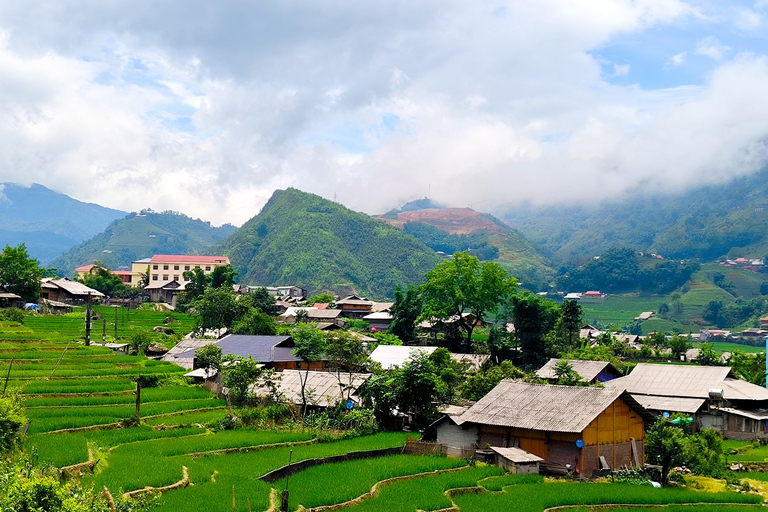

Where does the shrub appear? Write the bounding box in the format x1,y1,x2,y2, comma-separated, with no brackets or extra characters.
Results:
0,308,24,324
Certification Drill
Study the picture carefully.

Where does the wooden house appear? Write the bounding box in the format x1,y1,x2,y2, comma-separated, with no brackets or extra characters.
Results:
335,295,373,318
449,381,652,475
145,279,184,304
40,278,104,304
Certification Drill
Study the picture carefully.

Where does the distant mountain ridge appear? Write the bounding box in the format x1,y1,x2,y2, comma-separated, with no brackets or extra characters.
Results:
49,211,236,276
0,183,127,264
504,167,768,265
374,207,554,290
214,188,442,298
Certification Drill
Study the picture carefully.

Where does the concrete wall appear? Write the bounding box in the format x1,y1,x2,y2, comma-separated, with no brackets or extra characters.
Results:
436,422,478,458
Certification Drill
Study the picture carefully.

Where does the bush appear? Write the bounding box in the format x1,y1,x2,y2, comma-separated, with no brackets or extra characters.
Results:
0,392,26,453
0,308,24,324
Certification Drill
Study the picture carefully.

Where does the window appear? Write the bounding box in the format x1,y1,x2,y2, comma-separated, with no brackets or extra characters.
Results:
195,265,200,269
174,265,179,270
152,275,158,281
184,265,190,271
184,275,190,281
153,265,158,270
205,266,211,271
163,274,169,281
163,265,169,270
173,275,179,281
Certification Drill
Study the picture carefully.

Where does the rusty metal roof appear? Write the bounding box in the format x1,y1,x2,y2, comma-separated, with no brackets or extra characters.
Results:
456,380,643,433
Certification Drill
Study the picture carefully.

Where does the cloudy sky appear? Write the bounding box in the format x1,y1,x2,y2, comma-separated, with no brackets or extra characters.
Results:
1,1,768,225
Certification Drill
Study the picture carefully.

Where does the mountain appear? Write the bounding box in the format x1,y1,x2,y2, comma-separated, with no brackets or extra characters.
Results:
0,183,127,264
504,167,768,266
374,207,554,291
49,211,237,276
214,188,442,298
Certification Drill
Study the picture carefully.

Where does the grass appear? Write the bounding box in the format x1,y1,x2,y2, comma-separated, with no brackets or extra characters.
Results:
24,385,212,407
453,480,762,512
275,454,467,510
145,409,228,426
20,378,136,395
341,465,503,512
94,431,408,495
722,440,768,462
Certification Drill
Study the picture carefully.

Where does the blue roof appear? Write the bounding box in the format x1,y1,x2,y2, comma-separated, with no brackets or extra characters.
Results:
178,334,301,363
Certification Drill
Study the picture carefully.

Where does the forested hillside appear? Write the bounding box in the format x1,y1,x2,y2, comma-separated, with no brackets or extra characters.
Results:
50,211,236,276
0,183,126,264
505,167,768,265
376,207,554,291
214,188,441,298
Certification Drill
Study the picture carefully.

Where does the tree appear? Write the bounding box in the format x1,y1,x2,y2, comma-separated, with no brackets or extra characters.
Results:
193,287,248,335
210,264,237,289
702,301,723,326
182,267,209,303
250,287,279,316
0,244,42,303
560,300,582,352
420,252,517,347
291,323,327,415
305,293,335,306
697,343,720,366
510,291,560,368
657,302,669,316
645,417,687,486
393,351,441,428
458,361,524,401
761,282,768,296
196,344,223,375
387,285,422,342
78,266,127,297
325,330,367,400
231,308,277,335
223,355,263,404
729,350,766,386
667,334,689,359
553,359,582,386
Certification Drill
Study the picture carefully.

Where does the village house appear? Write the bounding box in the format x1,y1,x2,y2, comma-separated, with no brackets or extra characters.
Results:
145,279,185,305
536,359,621,384
0,287,23,309
335,295,373,318
179,334,329,373
362,311,393,332
440,381,651,475
250,370,369,410
131,254,231,288
368,345,489,370
606,363,768,439
40,278,104,304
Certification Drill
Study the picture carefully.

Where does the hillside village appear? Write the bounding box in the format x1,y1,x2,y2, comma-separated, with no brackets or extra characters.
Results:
2,243,768,502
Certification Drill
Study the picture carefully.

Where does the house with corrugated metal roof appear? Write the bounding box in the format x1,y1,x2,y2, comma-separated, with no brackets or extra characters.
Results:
250,369,369,409
536,359,621,384
442,380,652,476
606,363,768,439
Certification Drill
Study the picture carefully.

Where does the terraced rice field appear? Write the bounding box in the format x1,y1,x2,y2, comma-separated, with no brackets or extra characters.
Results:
14,311,768,511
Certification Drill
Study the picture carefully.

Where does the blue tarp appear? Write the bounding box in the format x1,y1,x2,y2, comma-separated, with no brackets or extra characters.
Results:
23,303,41,311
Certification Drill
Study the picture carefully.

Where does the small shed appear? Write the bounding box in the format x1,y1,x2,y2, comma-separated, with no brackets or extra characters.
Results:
490,447,543,474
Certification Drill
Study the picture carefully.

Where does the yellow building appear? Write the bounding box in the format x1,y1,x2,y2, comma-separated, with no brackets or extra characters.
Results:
130,255,231,287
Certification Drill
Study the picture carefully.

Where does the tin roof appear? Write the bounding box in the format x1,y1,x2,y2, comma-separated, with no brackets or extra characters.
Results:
369,345,438,369
250,370,369,407
606,363,768,401
43,278,105,297
457,380,651,433
491,446,544,463
632,395,706,414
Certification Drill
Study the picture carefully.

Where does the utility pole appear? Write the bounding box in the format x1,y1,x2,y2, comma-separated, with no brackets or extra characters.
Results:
85,292,92,346
114,307,118,338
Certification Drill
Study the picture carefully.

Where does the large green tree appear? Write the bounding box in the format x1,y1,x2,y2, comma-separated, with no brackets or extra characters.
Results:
420,252,517,346
291,323,328,415
0,244,42,303
78,266,127,297
511,291,560,368
388,285,422,342
193,287,248,334
645,417,687,486
560,300,582,352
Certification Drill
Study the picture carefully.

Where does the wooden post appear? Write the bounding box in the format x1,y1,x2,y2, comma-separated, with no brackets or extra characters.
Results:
85,292,92,346
135,379,141,419
232,485,236,512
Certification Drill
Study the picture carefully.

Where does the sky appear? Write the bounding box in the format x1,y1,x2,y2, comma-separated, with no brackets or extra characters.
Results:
1,1,768,226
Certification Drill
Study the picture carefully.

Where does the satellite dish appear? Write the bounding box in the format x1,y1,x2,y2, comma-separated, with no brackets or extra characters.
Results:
345,400,354,410
663,411,670,418
575,439,585,448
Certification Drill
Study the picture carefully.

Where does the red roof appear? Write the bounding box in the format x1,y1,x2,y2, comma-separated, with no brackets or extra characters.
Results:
314,303,330,309
113,271,132,276
150,255,230,264
583,291,602,296
76,265,96,272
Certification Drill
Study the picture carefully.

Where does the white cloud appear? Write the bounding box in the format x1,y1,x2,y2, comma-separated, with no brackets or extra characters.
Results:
669,51,687,66
696,36,730,60
0,0,766,229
